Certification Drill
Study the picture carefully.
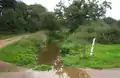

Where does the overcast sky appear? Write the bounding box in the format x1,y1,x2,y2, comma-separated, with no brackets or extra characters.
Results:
23,0,120,20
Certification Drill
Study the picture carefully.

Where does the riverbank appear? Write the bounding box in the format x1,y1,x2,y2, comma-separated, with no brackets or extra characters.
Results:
62,44,120,69
0,32,52,71
1,31,120,70
1,32,120,78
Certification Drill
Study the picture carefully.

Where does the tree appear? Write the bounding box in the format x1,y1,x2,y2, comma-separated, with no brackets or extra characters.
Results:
40,12,59,31
26,4,47,32
88,20,120,44
0,0,16,16
54,1,65,19
74,24,96,58
0,0,16,8
0,2,50,33
103,17,117,26
0,2,28,33
118,20,120,27
54,1,66,29
27,4,47,16
62,22,96,58
55,0,112,33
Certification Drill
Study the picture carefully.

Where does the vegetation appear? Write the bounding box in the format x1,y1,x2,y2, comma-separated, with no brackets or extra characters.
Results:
0,38,37,66
55,0,111,33
1,0,120,44
32,65,52,71
0,33,52,71
1,0,120,70
0,33,18,40
62,44,120,69
0,0,16,8
0,69,12,72
0,1,59,33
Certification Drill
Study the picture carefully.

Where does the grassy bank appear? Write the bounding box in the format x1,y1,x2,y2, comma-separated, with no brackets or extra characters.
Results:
0,34,18,40
0,38,37,66
0,33,52,71
1,31,120,70
62,44,120,69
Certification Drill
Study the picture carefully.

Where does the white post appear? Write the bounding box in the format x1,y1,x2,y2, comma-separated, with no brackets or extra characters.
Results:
90,38,96,56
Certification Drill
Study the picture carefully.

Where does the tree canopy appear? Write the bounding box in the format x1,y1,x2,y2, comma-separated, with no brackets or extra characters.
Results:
1,0,120,44
55,0,112,33
0,2,59,33
0,0,16,8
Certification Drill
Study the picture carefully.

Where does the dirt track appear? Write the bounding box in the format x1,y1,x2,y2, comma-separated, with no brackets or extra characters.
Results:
0,35,29,48
0,35,30,72
0,34,120,78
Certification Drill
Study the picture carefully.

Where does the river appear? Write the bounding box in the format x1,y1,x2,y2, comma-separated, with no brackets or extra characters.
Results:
0,41,120,78
0,43,90,78
36,43,90,78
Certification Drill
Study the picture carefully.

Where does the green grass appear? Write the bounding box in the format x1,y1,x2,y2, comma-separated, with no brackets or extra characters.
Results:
62,44,120,69
0,34,18,40
0,32,30,40
0,69,12,72
0,38,37,66
0,31,53,71
32,65,52,71
2,31,120,70
0,37,51,71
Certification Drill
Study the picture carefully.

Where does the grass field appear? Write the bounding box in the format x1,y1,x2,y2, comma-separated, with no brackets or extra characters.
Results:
0,38,37,66
62,44,120,69
0,31,52,71
0,34,18,40
0,38,52,71
1,31,120,69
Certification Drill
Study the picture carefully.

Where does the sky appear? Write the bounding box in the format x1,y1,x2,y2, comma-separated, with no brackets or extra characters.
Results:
22,0,120,20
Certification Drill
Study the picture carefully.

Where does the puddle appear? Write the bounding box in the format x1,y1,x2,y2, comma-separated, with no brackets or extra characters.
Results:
38,43,60,65
0,43,90,78
1,42,120,78
37,43,90,78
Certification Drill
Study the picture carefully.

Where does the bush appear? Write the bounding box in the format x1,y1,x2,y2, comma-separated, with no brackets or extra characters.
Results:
60,47,70,56
0,38,42,66
33,65,52,71
47,31,64,43
62,44,120,69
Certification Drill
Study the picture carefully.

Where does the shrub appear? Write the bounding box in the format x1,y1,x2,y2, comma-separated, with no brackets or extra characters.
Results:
60,47,70,56
33,65,52,71
0,38,39,66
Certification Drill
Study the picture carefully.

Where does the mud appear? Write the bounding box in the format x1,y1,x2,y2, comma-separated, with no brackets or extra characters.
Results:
0,39,90,78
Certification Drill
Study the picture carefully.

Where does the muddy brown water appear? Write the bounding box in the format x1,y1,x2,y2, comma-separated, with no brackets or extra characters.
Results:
1,41,120,78
37,43,90,78
0,42,90,78
38,43,60,65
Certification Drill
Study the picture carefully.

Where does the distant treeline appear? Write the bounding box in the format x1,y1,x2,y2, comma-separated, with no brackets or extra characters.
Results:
0,0,120,44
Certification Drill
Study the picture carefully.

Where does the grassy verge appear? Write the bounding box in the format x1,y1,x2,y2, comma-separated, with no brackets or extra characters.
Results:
62,44,120,69
0,34,18,40
0,36,51,71
0,38,37,65
0,32,30,40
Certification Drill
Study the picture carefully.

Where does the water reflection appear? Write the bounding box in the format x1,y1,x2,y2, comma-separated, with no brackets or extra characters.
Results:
38,43,90,78
38,43,60,65
0,43,90,78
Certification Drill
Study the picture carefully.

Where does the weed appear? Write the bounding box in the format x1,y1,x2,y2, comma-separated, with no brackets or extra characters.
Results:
62,44,120,69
